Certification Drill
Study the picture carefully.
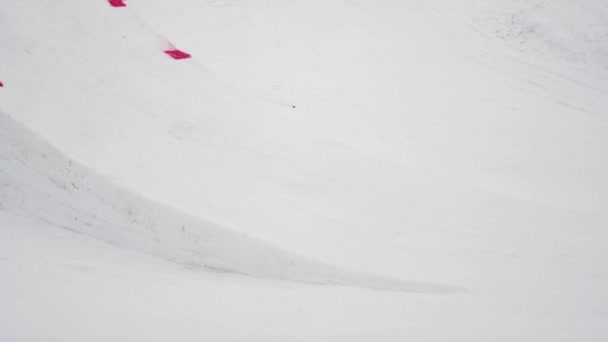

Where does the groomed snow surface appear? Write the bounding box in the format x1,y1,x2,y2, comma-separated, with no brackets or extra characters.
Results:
1,0,608,340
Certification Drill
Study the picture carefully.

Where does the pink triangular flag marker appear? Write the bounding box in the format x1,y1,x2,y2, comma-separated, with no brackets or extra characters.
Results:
108,0,126,7
164,49,191,60
0,81,4,87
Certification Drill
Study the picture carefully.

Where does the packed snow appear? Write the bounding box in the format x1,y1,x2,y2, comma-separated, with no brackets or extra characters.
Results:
1,0,607,340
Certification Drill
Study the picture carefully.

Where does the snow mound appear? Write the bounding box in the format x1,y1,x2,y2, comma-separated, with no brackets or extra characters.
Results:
0,111,462,293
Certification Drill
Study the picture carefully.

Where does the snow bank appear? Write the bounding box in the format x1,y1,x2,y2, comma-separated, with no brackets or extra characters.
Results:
0,111,461,293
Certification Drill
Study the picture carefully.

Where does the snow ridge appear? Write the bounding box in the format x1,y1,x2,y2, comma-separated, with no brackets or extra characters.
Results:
0,111,462,293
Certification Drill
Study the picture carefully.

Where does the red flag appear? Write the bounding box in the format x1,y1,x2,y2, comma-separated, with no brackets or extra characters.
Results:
164,49,192,60
108,0,126,7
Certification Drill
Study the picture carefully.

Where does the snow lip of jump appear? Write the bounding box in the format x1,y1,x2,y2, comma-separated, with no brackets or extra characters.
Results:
0,110,464,294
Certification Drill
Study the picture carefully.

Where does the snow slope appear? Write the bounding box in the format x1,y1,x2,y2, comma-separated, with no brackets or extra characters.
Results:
2,210,607,341
0,109,459,292
1,0,608,340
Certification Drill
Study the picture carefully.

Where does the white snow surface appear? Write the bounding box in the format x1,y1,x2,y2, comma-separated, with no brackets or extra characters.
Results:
0,109,458,293
1,0,608,340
